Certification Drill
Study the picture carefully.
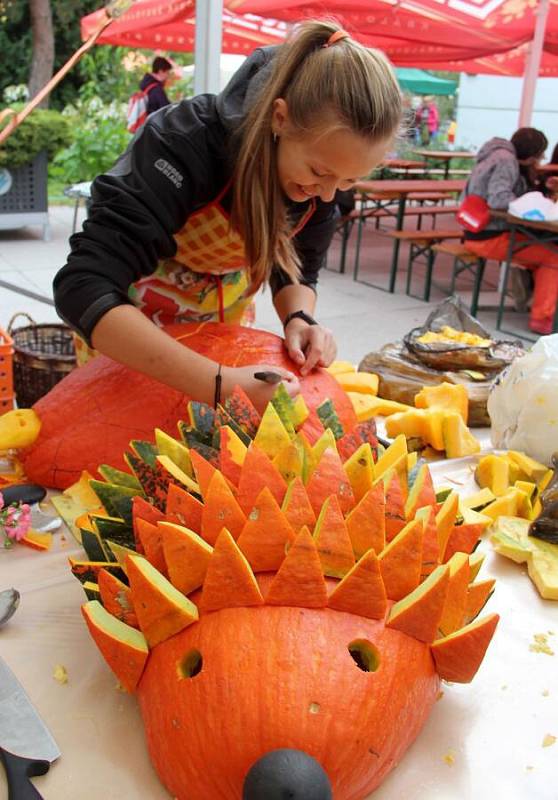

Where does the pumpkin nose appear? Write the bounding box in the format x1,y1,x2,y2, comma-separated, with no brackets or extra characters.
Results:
243,748,332,799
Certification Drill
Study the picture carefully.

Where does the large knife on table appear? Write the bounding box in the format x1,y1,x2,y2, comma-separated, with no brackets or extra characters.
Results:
0,657,60,799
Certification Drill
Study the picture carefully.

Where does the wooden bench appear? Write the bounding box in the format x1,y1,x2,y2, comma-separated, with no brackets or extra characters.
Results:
382,229,464,302
431,241,487,316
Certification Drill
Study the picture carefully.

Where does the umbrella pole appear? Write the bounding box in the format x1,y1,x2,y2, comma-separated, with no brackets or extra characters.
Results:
518,0,550,128
0,1,131,145
193,0,223,95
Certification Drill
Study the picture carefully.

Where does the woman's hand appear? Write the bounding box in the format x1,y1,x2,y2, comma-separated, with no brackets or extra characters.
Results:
284,319,337,376
221,364,300,413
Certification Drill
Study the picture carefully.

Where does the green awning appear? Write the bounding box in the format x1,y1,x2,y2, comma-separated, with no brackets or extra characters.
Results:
395,68,457,96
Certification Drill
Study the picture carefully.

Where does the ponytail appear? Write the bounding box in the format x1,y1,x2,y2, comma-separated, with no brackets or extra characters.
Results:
231,20,402,291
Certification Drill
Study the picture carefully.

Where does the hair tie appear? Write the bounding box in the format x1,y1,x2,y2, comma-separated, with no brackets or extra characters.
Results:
323,30,350,48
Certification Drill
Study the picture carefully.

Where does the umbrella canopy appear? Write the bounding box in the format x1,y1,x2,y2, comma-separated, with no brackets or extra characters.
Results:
395,67,457,95
81,0,288,54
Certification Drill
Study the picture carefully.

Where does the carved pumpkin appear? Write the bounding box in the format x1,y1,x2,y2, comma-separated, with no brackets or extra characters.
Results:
20,323,356,489
70,387,498,800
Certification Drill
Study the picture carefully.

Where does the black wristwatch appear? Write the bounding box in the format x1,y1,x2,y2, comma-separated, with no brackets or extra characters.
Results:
283,310,318,329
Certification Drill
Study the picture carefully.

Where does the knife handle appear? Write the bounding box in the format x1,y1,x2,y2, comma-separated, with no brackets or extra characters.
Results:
0,748,49,800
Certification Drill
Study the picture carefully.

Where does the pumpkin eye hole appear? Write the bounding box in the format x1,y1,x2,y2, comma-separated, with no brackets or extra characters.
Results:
178,649,203,679
348,640,380,673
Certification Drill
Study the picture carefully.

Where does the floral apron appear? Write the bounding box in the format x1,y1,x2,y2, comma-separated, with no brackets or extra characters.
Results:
74,185,315,365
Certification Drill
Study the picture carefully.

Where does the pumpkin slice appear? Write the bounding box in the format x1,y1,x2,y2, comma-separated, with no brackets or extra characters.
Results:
224,385,260,438
219,425,247,486
20,531,53,552
415,382,469,424
326,359,356,375
307,448,355,516
438,553,470,636
156,455,200,495
132,496,165,554
378,519,424,601
70,559,125,586
387,564,449,643
253,403,292,458
475,455,510,497
270,383,297,436
83,581,101,601
373,434,408,483
96,464,140,494
405,464,436,520
481,488,522,521
265,527,328,608
273,440,305,484
415,506,440,578
468,552,486,583
345,482,385,558
308,429,337,476
125,453,167,511
337,419,378,462
159,521,213,595
281,476,316,533
165,483,203,533
443,523,483,562
134,518,167,575
189,449,220,499
344,443,375,504
201,470,246,545
291,394,309,429
430,613,500,683
187,399,216,439
80,528,109,562
236,445,288,514
89,480,137,520
200,528,264,613
105,541,138,573
384,471,407,542
328,550,387,620
237,487,296,572
126,554,198,647
464,578,496,624
155,428,193,477
335,371,379,395
81,601,148,693
316,398,345,440
436,491,459,558
98,568,138,628
442,413,480,459
313,495,356,579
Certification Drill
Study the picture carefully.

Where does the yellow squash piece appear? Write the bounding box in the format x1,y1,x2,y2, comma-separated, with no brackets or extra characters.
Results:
374,435,408,483
0,409,41,450
349,393,412,421
253,403,292,458
335,372,379,395
490,516,558,600
415,382,469,424
326,360,356,375
442,413,480,459
475,455,510,497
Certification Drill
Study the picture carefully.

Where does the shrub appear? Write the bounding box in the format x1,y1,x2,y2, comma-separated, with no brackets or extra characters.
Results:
0,106,72,168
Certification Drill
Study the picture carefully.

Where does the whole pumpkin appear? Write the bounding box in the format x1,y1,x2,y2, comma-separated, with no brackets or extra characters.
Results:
21,323,355,489
138,579,439,800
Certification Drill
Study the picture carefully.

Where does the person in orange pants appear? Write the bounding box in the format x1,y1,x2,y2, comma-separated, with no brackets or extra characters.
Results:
460,128,558,335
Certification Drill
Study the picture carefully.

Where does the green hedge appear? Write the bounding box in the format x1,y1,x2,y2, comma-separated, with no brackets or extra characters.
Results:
0,107,71,168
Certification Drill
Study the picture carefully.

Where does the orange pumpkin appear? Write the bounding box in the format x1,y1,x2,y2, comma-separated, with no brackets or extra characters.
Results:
21,323,356,489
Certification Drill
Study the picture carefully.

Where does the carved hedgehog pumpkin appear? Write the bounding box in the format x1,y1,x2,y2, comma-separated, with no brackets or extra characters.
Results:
72,386,498,799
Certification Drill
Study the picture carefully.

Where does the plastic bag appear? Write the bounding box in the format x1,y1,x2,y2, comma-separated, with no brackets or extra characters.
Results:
508,191,558,222
488,334,558,466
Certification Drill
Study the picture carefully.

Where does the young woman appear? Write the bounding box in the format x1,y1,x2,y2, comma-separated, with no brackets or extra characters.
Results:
462,127,558,335
54,22,402,410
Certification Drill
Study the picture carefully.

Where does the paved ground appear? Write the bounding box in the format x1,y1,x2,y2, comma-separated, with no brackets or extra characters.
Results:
0,204,535,367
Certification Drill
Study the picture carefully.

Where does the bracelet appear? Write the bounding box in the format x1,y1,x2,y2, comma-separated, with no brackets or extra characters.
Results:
214,364,223,409
283,310,318,329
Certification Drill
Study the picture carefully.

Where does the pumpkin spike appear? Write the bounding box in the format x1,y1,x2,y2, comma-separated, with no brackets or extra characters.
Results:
201,469,247,545
189,449,221,499
165,483,203,533
435,491,459,558
384,470,407,542
154,428,193,478
125,452,167,511
132,496,165,554
253,402,293,458
313,495,355,578
237,487,296,572
270,383,296,435
431,613,500,683
134,518,168,576
328,550,387,619
281,476,316,533
464,578,496,624
414,505,440,579
224,385,261,438
98,568,138,629
343,443,375,504
273,439,305,484
236,445,288,515
438,553,470,637
404,464,436,520
265,527,328,608
378,519,424,601
186,400,216,440
443,522,483,563
219,425,247,485
156,454,201,496
200,528,264,613
81,601,148,693
126,554,198,647
345,482,386,558
159,521,213,595
307,447,355,516
387,564,449,643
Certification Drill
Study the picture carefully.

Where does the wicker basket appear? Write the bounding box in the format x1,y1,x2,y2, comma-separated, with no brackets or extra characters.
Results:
8,313,77,408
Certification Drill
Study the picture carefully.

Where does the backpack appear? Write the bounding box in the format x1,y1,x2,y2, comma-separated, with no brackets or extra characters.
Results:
126,82,158,134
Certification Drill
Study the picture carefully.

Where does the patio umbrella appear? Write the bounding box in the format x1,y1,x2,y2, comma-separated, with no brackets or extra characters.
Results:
395,68,457,95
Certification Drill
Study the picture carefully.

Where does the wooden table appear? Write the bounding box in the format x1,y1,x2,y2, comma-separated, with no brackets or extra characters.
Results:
412,149,475,178
491,210,558,338
352,179,465,292
374,158,428,178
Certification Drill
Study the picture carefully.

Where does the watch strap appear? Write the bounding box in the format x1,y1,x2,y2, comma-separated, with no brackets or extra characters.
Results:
283,310,318,329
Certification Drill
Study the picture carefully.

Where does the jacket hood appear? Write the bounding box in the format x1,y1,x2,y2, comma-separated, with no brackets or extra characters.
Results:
215,46,278,132
476,137,516,163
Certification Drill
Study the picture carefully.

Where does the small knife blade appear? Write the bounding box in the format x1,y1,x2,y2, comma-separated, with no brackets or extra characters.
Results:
0,657,60,799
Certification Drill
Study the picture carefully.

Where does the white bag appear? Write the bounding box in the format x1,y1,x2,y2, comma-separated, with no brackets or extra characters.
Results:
508,191,558,222
488,334,558,465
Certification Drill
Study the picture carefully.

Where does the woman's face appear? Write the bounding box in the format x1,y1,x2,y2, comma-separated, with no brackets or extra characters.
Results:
272,99,392,204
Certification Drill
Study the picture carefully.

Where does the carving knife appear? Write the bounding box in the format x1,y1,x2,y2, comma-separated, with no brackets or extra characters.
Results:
0,657,60,799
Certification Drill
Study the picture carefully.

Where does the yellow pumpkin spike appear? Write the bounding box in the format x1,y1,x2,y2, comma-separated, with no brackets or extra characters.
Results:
253,403,292,459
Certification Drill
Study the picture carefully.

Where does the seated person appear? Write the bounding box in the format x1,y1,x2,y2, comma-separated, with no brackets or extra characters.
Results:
461,127,558,335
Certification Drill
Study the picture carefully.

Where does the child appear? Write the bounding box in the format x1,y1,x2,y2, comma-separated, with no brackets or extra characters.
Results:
54,22,402,410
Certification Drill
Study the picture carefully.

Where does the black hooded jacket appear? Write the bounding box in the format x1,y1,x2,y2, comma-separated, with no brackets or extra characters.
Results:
140,73,170,115
54,47,337,344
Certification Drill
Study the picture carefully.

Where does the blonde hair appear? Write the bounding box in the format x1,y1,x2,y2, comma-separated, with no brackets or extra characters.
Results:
231,20,402,291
